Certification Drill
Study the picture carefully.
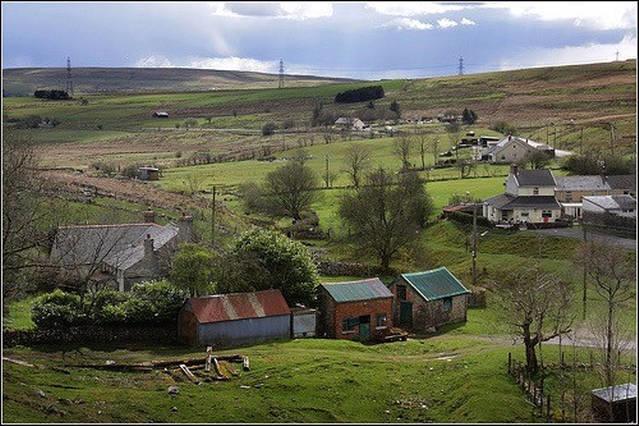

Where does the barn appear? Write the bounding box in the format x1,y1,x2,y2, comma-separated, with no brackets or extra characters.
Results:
317,278,393,341
178,289,291,347
390,267,470,333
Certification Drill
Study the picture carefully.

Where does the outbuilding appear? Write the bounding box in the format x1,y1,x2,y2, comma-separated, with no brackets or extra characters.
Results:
153,111,169,118
591,383,636,423
390,267,470,333
178,289,291,347
290,307,317,338
317,278,393,341
137,166,160,181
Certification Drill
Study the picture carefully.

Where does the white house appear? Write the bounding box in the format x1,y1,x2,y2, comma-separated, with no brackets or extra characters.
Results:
483,165,562,224
482,135,554,163
335,117,367,131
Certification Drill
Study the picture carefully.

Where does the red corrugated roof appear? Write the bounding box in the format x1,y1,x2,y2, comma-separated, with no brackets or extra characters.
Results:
186,289,291,324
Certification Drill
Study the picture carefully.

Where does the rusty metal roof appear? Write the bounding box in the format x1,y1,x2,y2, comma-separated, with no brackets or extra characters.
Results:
320,278,392,303
186,289,291,324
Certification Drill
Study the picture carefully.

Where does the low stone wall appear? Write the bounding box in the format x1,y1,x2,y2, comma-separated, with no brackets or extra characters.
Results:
4,325,177,347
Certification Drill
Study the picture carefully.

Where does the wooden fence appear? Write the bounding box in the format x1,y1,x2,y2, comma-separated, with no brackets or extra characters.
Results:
507,353,553,421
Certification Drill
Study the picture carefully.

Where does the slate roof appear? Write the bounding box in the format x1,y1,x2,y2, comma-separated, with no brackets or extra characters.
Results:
515,169,556,186
555,175,609,191
399,267,470,302
484,194,561,210
583,195,636,211
50,223,178,270
606,174,636,192
320,278,392,303
591,383,636,403
186,289,291,324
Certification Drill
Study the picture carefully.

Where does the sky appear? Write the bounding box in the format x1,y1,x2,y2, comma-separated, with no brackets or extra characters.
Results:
2,1,637,79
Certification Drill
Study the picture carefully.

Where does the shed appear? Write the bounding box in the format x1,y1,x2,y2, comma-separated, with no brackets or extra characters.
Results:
178,289,291,347
317,278,393,341
153,111,169,118
137,166,160,181
591,383,636,422
390,267,470,332
290,307,317,338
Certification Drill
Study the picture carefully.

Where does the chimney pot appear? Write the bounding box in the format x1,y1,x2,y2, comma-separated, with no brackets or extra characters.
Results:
143,209,156,223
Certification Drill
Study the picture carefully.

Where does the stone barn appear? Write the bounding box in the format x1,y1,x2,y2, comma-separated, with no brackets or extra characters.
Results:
390,267,470,333
317,278,393,341
178,289,291,348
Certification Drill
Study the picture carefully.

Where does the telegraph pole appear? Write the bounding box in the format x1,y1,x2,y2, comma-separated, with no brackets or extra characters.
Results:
580,127,584,155
211,186,216,247
325,155,330,188
66,57,73,96
471,203,478,286
616,50,620,62
582,224,588,320
609,122,616,155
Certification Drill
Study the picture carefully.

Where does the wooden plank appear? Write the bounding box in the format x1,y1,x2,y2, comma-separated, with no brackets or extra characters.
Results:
3,357,35,368
179,364,200,384
243,356,250,371
205,347,212,372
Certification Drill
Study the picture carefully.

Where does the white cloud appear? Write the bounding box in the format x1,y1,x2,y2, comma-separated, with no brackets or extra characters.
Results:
484,1,637,30
382,17,433,31
437,18,458,29
366,2,465,16
134,55,279,73
209,2,333,20
460,17,476,26
498,34,638,70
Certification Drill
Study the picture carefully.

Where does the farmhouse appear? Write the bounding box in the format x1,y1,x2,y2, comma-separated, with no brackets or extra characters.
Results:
482,135,554,163
390,267,470,333
178,289,291,347
483,165,561,224
606,174,636,197
317,278,393,341
50,211,193,291
554,175,609,218
334,117,367,131
153,111,169,118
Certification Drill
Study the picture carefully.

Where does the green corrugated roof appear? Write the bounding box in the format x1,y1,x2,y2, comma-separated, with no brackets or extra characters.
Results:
400,267,470,301
320,278,392,303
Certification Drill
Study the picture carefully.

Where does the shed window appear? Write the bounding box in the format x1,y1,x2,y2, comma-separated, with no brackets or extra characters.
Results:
442,297,453,312
342,317,359,332
376,313,387,327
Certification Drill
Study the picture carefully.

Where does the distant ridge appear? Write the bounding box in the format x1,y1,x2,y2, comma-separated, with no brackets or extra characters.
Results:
2,67,360,95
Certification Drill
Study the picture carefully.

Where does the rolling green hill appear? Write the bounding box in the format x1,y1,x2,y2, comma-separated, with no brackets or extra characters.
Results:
2,67,358,96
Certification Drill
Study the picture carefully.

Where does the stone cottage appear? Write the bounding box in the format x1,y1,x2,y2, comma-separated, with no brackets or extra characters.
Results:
390,267,470,332
50,210,193,291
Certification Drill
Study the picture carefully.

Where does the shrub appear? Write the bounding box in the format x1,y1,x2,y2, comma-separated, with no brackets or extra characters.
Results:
34,89,71,100
282,118,296,129
334,85,384,103
32,290,85,329
490,121,517,135
262,122,278,136
130,280,187,323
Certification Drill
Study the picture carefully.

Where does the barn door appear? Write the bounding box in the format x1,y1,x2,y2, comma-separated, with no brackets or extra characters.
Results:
400,301,413,326
358,315,370,340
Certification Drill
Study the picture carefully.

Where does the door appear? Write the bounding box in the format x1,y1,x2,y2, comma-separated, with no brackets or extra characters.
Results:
400,301,413,326
358,315,370,340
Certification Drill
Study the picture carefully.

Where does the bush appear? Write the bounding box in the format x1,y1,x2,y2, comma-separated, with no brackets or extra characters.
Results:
262,122,278,136
282,118,296,129
335,85,384,103
32,290,85,329
490,121,516,135
34,89,71,100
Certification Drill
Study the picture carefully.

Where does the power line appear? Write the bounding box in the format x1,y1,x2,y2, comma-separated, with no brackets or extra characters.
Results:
278,58,284,89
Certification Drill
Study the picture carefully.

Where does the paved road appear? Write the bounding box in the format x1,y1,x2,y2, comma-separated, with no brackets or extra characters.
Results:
529,227,636,250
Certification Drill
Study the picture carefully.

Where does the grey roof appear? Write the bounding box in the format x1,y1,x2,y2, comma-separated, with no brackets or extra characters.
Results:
555,175,609,191
592,383,636,403
583,195,636,211
485,136,553,156
485,195,560,210
606,174,636,192
51,223,178,271
515,169,556,186
321,278,392,303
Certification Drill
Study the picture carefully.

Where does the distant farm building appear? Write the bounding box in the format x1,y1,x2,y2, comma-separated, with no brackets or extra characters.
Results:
290,307,317,338
334,117,367,131
153,111,169,118
390,267,470,332
178,289,291,347
591,383,636,423
317,278,393,341
137,166,160,181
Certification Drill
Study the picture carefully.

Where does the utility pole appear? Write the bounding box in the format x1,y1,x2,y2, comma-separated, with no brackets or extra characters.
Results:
66,56,73,96
325,155,330,188
609,122,616,155
582,224,588,320
278,59,285,89
580,127,584,155
458,56,464,76
211,186,216,247
615,50,619,62
471,203,478,286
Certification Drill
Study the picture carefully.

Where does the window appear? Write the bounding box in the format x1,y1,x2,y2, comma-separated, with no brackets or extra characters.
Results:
342,317,359,332
376,314,387,327
565,191,572,202
397,285,407,301
533,187,539,195
520,212,529,217
442,297,452,312
542,210,553,218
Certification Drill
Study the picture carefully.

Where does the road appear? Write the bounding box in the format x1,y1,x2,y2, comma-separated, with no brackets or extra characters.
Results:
529,227,636,250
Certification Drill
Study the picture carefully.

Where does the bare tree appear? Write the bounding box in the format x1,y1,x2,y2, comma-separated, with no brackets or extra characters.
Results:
417,132,427,170
430,138,440,165
457,159,477,179
342,145,371,188
394,134,412,170
494,264,574,374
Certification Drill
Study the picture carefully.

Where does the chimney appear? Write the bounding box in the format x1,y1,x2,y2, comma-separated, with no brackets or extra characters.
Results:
144,234,154,258
510,164,519,176
143,209,156,223
177,212,193,243
508,135,512,141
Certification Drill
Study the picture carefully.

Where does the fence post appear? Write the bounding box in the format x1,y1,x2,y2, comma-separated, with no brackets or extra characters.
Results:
561,352,565,367
508,352,512,375
546,396,551,422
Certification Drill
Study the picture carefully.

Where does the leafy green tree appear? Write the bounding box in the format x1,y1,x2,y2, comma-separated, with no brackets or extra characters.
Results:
339,168,433,269
462,108,478,124
262,121,277,136
263,156,319,219
215,229,319,306
389,100,401,117
170,244,215,296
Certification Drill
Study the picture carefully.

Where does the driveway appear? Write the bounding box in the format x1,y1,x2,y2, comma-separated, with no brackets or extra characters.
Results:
528,227,636,250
